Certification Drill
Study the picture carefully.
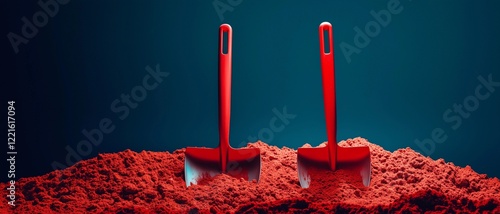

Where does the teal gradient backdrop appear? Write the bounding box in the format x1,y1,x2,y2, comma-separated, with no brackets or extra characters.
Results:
2,0,499,181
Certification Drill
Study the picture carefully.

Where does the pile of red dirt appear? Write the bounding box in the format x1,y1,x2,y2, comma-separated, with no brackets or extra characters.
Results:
1,138,499,213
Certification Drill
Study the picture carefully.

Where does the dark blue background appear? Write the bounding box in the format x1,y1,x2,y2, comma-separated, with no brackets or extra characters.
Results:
2,0,499,182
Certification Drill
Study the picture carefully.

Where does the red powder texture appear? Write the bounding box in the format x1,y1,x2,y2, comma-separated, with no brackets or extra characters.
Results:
1,137,499,213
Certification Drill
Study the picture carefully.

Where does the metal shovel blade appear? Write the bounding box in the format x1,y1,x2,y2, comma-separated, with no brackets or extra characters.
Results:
185,147,261,187
297,146,371,188
337,146,371,187
297,147,329,188
227,147,261,182
185,147,220,187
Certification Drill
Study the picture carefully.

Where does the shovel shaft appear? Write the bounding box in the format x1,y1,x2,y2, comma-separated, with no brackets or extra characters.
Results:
219,24,232,172
319,22,337,171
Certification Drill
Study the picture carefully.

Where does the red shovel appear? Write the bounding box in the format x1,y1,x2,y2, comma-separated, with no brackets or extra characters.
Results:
297,22,371,188
184,24,261,187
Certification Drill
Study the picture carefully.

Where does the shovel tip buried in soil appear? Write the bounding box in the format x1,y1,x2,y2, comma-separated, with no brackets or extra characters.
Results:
227,147,262,182
297,143,372,188
184,146,261,187
184,147,221,187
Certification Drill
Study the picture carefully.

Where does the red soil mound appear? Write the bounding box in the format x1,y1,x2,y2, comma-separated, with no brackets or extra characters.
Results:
1,138,499,213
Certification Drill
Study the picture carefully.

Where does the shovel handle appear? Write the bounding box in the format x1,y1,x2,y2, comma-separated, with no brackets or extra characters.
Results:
219,24,232,170
319,22,338,170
